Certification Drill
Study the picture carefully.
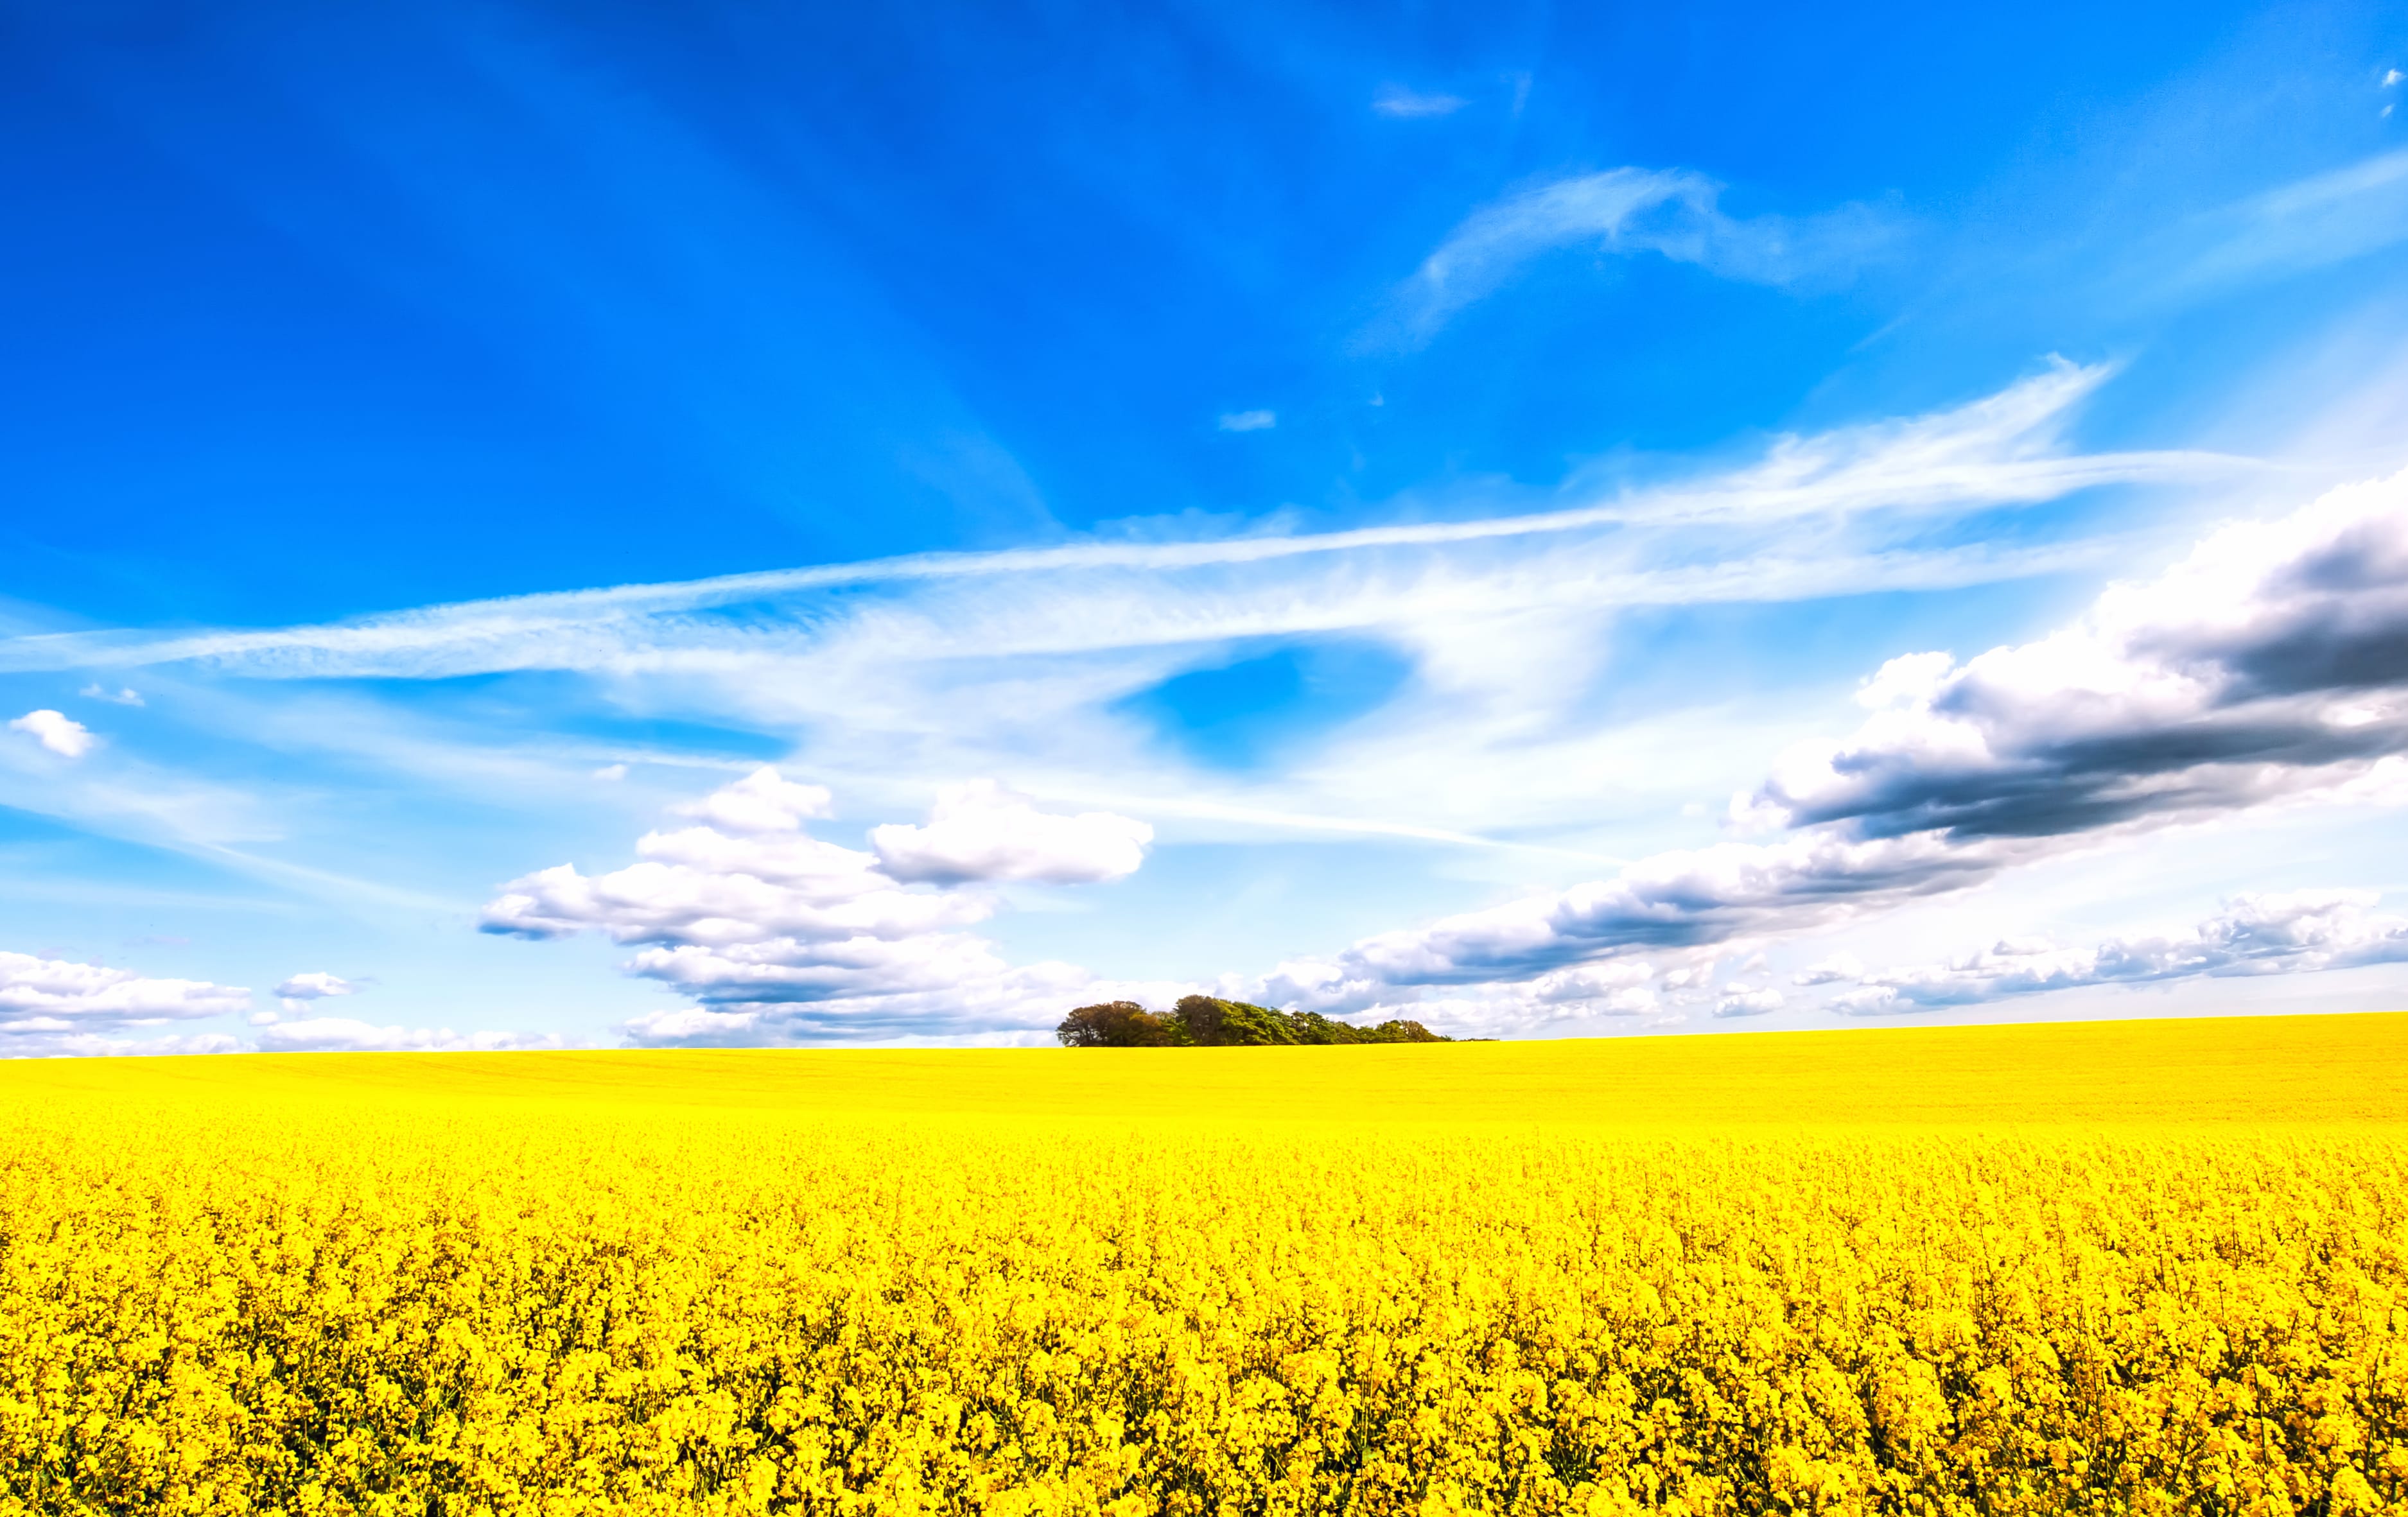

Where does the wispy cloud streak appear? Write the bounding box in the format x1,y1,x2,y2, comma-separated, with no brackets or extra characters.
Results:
0,364,2237,684
1381,167,1901,343
2170,148,2408,292
1372,85,1467,118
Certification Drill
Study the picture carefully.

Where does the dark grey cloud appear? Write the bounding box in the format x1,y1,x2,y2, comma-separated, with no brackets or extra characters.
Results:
1269,471,2408,1007
1752,473,2408,844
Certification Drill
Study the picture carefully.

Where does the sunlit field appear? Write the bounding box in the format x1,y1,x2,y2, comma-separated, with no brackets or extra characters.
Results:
4,1013,2404,1515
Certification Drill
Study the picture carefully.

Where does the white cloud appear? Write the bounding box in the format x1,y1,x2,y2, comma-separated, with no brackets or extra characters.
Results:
869,780,1151,885
0,950,252,1055
1816,890,2408,1015
254,1017,563,1052
10,710,94,758
79,684,143,706
1792,952,1865,986
1528,959,1657,1005
20,1032,242,1058
2383,69,2402,88
593,762,628,780
1217,409,1277,432
479,851,978,948
274,970,359,1016
1249,957,1387,1016
275,971,355,999
1372,85,1466,118
484,768,1153,1040
1713,985,1786,1018
1243,952,1680,1034
670,765,832,833
1336,829,2004,986
1273,468,2408,1023
0,951,251,1023
1385,167,1898,341
614,942,1108,1043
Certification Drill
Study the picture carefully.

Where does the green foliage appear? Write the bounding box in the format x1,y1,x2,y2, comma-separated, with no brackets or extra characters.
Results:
1056,994,1450,1048
1054,1000,1182,1047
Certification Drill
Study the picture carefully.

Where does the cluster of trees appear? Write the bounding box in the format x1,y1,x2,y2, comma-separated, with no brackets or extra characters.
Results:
1056,995,1450,1048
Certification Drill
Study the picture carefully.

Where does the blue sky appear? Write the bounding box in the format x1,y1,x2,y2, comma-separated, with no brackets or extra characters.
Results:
5,0,2408,1052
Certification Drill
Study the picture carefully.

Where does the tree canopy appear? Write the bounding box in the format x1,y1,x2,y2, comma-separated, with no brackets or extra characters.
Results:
1056,995,1449,1048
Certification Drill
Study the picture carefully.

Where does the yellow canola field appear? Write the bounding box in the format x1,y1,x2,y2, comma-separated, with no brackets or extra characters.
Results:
2,1013,2405,1516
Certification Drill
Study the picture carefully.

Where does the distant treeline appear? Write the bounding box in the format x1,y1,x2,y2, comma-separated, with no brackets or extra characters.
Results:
1056,996,1449,1047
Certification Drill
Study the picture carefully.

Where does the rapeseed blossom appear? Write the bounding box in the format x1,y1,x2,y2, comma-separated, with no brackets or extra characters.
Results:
2,1022,2404,1514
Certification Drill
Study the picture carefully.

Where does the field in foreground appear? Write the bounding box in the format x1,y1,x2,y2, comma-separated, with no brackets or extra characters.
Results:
3,1014,2405,1516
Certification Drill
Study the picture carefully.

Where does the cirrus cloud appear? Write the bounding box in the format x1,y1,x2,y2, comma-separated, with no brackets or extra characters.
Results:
1383,167,1899,343
1372,84,1466,118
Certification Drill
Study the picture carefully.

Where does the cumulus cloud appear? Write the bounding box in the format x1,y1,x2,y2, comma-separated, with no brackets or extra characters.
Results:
869,780,1151,885
275,971,354,1000
272,970,360,1016
615,952,1106,1045
253,1018,564,1053
1528,960,1660,1010
1813,890,2408,1015
1745,470,2408,842
1245,951,1689,1036
1713,985,1786,1019
479,766,985,951
1217,409,1276,432
9,709,94,758
1386,168,1896,341
22,1032,243,1058
483,768,1152,1041
0,950,252,1055
671,765,832,833
1268,469,2408,1025
482,842,978,948
1337,829,2003,985
1,951,250,1023
79,684,143,706
1792,953,1866,986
